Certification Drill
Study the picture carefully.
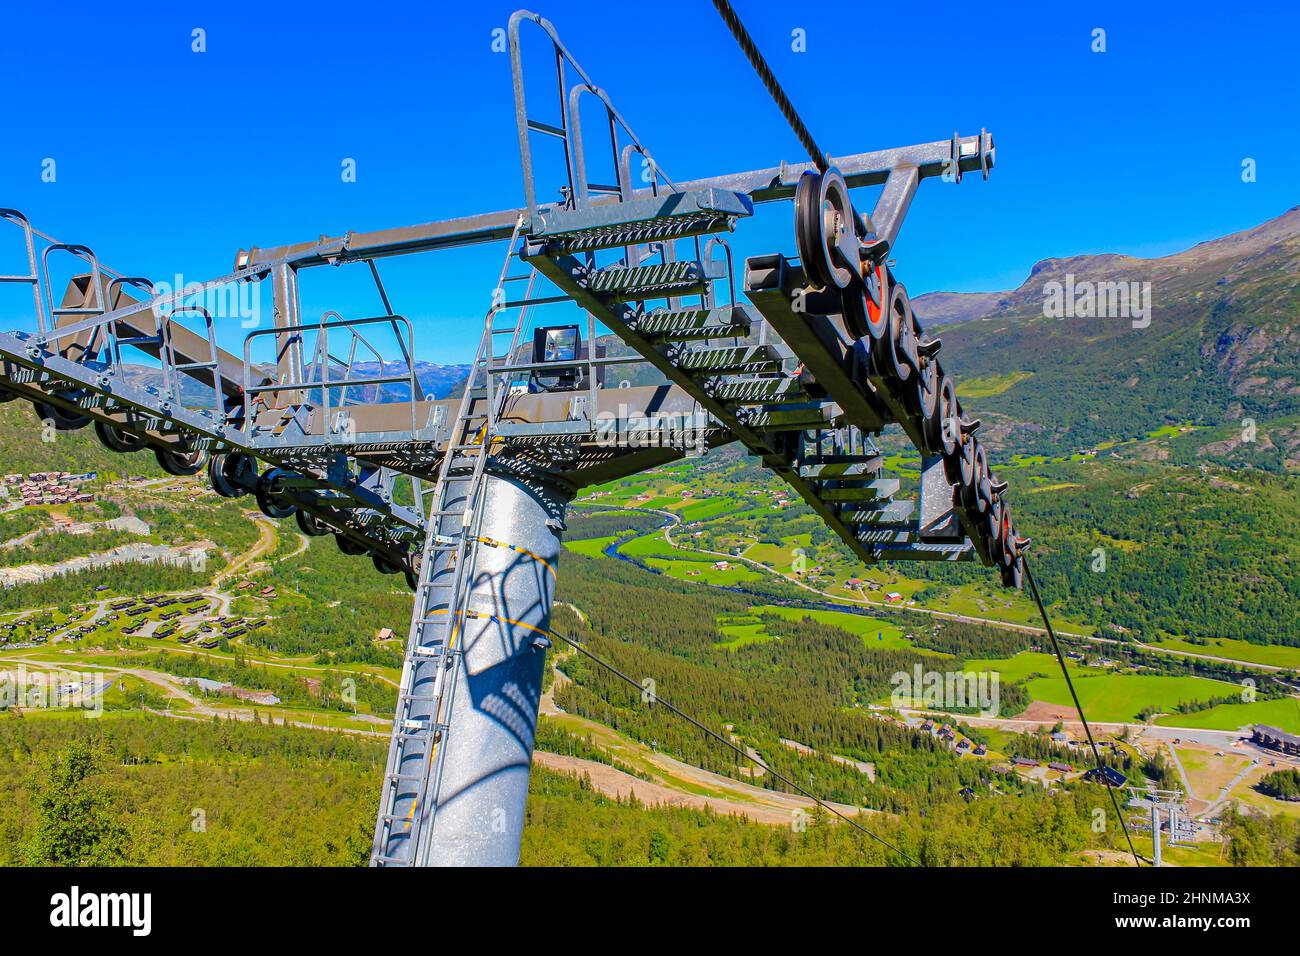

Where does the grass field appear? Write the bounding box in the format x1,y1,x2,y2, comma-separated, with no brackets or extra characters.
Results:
713,605,958,660
1177,746,1255,801
1154,695,1300,734
965,651,1101,683
564,536,616,559
618,531,687,561
644,557,764,587
761,605,911,645
676,498,737,522
957,370,1034,398
1146,635,1300,671
714,616,774,650
1025,673,1238,723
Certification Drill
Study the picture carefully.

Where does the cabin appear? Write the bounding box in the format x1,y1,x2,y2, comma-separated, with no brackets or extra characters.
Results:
1082,766,1128,788
1012,757,1039,768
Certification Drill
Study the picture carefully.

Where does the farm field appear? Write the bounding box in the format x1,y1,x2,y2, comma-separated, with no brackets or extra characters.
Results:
1154,696,1300,735
965,651,1102,684
712,605,936,655
1024,673,1238,723
564,536,616,559
1145,635,1300,671
643,556,765,587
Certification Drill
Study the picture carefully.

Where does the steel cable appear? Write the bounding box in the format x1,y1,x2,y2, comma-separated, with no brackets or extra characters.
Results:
545,624,919,864
1024,559,1144,866
710,0,830,172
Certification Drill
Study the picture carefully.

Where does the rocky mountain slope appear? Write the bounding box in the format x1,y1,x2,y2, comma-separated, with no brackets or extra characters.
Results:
914,206,1300,468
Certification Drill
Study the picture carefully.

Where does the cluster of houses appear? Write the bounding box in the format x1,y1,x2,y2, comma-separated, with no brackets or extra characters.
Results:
918,719,988,757
0,617,59,645
3,472,96,507
189,615,267,647
235,580,280,601
1065,649,1119,668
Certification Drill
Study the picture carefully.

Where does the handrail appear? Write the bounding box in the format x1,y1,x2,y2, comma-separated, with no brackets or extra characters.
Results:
243,313,419,438
40,243,108,358
507,9,677,218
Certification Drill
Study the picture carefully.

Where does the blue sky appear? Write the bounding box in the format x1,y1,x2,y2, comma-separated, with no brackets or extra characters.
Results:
1,0,1295,363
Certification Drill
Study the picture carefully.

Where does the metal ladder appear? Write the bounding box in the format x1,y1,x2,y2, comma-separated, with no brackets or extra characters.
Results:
370,221,538,866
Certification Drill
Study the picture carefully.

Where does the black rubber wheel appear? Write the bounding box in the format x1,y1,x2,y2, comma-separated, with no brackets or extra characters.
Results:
912,358,939,433
255,487,296,520
841,283,871,341
924,373,957,456
33,397,90,431
155,446,208,476
985,499,1005,566
94,420,146,453
335,534,369,557
960,445,989,516
253,469,297,519
405,568,419,591
371,553,402,575
794,168,857,290
865,265,890,340
876,283,916,384
208,452,256,498
294,509,331,537
942,426,970,486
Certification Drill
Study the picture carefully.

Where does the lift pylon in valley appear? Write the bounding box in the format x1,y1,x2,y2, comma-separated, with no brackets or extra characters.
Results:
0,9,1025,866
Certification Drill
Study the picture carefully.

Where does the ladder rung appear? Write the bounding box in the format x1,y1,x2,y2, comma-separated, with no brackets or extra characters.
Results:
394,731,436,742
400,693,444,706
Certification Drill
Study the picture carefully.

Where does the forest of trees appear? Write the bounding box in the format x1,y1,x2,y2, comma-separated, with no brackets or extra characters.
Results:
1255,769,1300,802
566,508,666,541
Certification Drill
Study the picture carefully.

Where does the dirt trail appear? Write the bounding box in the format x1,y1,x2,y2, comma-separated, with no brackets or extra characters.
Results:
532,751,869,825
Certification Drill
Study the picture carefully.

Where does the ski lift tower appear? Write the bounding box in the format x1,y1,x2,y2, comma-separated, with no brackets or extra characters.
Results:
0,10,1025,866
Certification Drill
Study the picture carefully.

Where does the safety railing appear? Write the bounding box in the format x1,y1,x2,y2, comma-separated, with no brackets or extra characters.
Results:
242,313,420,439
508,10,678,220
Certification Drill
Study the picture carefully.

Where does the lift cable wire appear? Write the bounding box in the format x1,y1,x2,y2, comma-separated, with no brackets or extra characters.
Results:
1023,559,1143,866
544,624,920,865
710,0,829,172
